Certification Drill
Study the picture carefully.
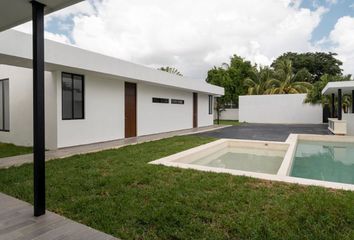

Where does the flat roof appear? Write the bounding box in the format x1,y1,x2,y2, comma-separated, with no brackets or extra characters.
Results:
322,81,354,95
0,30,224,95
0,0,83,31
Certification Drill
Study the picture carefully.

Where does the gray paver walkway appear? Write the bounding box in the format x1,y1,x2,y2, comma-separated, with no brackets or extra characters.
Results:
0,193,118,240
0,125,227,169
196,123,330,141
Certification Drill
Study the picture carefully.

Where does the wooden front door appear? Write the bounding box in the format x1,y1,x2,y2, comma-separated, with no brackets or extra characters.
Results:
125,82,137,138
193,92,198,128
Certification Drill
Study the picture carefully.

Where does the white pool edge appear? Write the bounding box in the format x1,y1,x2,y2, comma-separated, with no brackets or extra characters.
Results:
149,135,354,191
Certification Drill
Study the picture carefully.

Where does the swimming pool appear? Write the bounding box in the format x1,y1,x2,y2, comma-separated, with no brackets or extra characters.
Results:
150,135,354,191
291,140,354,185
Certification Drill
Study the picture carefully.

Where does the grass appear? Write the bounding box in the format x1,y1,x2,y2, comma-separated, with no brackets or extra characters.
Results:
0,142,32,158
214,119,241,126
0,135,353,239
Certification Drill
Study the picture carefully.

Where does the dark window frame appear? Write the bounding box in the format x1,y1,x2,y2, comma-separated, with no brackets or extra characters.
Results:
0,79,9,132
171,99,184,105
208,95,213,115
62,72,85,120
152,97,169,104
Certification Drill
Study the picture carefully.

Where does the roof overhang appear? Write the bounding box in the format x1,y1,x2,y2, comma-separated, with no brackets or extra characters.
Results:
0,30,224,95
0,0,83,32
322,81,354,96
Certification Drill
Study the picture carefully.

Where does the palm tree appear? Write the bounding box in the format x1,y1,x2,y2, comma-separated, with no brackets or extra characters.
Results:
244,67,275,95
158,66,183,76
267,60,313,94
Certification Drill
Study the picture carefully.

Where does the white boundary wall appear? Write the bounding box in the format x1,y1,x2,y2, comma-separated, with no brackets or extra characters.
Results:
239,94,322,124
343,113,354,136
215,109,239,120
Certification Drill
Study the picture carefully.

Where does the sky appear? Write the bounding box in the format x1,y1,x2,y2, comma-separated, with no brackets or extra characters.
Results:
14,0,354,81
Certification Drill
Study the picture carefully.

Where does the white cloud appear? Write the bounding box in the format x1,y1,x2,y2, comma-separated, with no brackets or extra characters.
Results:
62,0,326,80
327,16,354,76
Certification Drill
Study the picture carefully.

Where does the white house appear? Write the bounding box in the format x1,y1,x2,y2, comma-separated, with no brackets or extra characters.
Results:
0,30,224,149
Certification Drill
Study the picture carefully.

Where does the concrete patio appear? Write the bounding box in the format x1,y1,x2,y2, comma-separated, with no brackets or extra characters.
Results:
196,123,330,141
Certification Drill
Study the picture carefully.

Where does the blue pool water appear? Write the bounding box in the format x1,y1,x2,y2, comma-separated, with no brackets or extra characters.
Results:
291,140,354,185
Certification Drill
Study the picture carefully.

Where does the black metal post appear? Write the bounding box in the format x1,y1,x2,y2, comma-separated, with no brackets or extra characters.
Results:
338,89,342,121
32,0,46,217
352,90,354,113
331,93,335,118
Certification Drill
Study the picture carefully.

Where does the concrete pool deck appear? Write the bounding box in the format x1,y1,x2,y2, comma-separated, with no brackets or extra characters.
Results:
0,193,118,240
196,123,330,141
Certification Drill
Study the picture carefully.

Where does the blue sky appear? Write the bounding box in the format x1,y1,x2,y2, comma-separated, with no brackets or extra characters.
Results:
300,0,354,42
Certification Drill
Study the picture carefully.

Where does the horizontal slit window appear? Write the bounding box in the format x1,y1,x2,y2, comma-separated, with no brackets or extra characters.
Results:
152,97,169,104
171,99,184,104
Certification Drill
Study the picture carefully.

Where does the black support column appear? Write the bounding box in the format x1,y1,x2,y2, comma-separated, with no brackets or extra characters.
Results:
338,89,342,121
352,90,354,113
32,0,46,217
331,93,335,118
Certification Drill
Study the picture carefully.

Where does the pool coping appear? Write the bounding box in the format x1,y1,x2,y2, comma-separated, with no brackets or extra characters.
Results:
149,135,354,191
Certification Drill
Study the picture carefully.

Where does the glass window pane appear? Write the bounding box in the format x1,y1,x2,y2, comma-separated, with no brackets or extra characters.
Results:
62,74,73,119
73,75,83,119
3,80,9,131
0,81,3,130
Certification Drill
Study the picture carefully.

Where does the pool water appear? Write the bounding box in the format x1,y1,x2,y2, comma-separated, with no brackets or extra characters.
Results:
291,140,354,184
188,147,285,174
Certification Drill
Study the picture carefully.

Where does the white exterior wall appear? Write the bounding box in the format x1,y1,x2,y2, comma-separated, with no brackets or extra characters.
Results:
57,73,125,148
198,93,213,127
216,109,239,120
0,65,57,149
137,84,193,136
239,94,323,124
343,113,354,136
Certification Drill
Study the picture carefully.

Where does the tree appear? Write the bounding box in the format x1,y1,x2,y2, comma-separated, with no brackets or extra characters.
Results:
243,67,275,95
158,66,183,76
267,59,313,94
206,55,255,107
271,52,344,83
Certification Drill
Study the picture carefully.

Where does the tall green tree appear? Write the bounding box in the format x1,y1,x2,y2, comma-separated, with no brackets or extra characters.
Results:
158,66,183,76
243,67,275,95
206,55,255,107
267,59,313,94
271,52,344,83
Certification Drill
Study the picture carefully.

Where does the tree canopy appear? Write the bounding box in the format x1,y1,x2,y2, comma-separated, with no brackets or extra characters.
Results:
271,52,344,83
206,55,254,107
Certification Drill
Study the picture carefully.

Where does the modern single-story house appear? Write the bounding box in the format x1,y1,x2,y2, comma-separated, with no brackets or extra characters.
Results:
0,30,224,150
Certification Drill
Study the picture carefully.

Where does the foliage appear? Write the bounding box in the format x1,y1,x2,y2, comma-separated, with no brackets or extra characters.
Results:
243,67,275,95
158,66,183,76
206,55,255,109
271,52,344,83
0,136,354,239
305,74,352,105
267,59,313,94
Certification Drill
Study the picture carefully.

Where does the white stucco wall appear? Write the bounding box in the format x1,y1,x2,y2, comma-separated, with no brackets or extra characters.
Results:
239,94,323,124
343,113,354,136
215,109,239,120
0,65,57,149
57,73,125,148
137,84,193,136
198,93,213,127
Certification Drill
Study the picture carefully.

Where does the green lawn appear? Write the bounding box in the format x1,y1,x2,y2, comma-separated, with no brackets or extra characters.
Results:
0,142,32,158
0,135,353,240
214,119,241,126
